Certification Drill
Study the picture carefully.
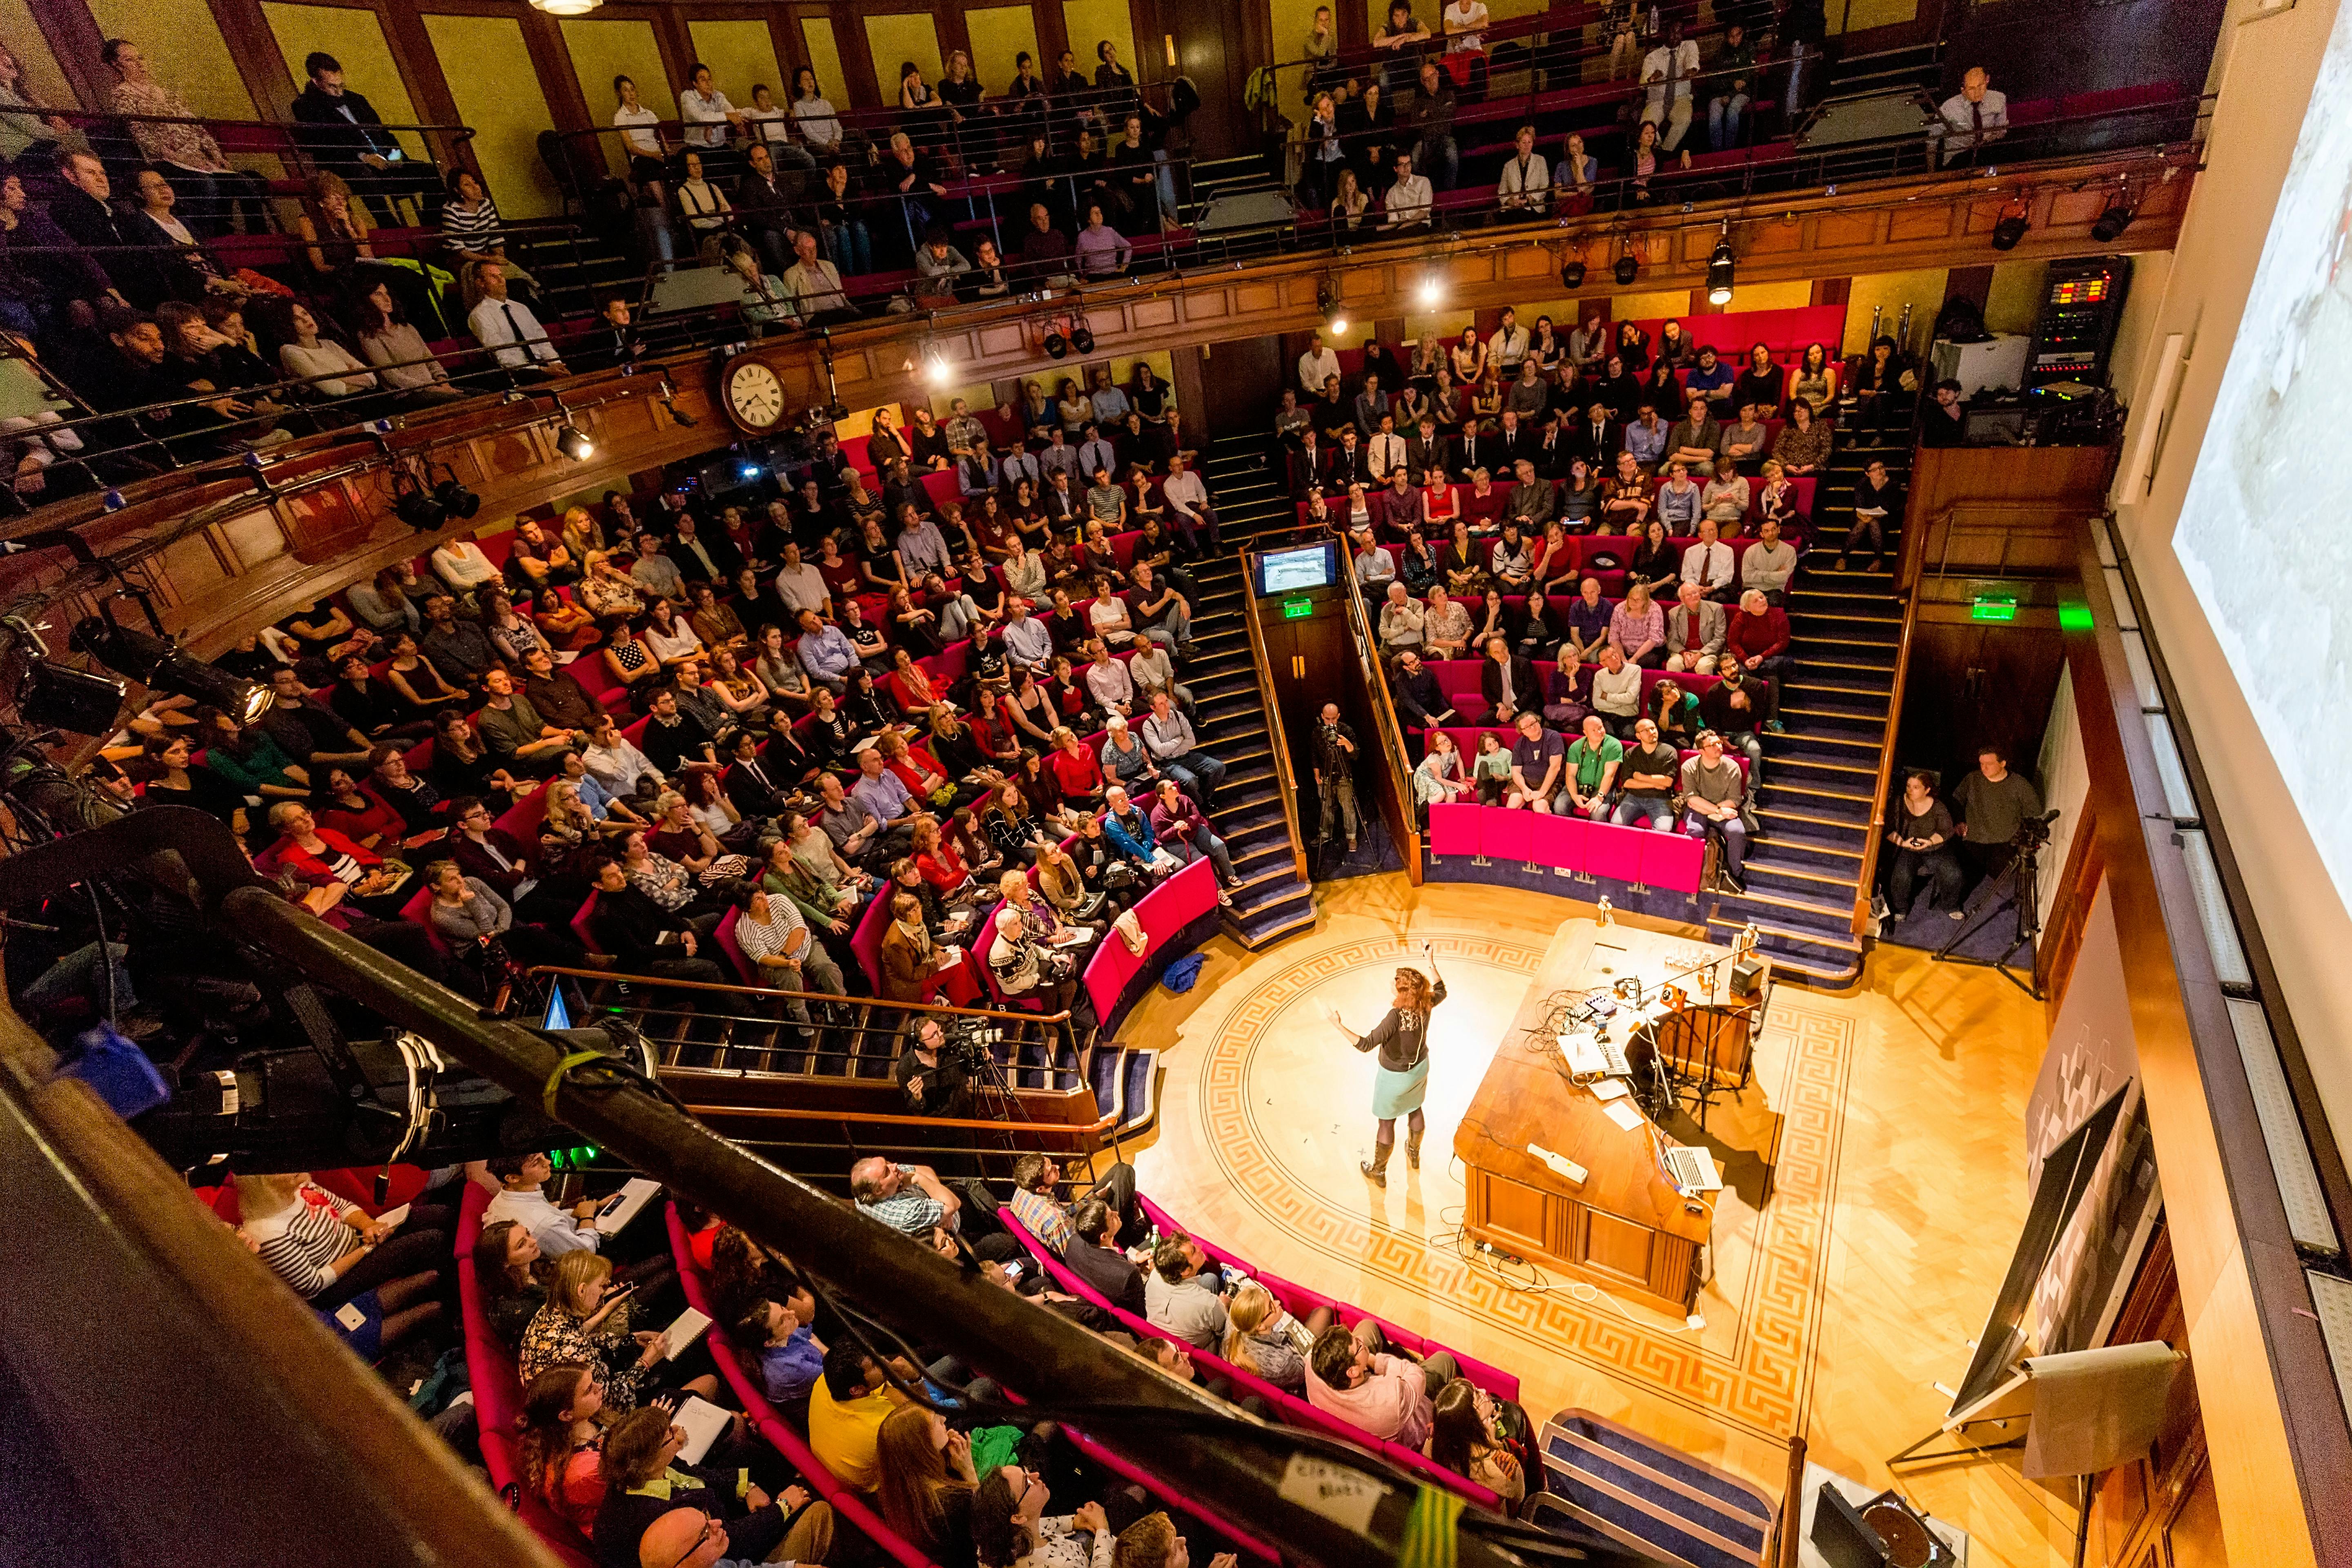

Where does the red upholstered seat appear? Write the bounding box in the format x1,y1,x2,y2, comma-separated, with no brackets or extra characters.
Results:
400,883,450,957
713,905,755,984
492,780,550,842
570,891,601,955
919,470,961,514
1638,826,1705,894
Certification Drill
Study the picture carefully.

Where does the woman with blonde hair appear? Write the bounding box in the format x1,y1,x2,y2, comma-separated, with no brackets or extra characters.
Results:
234,1169,450,1307
1220,1281,1333,1393
519,1249,719,1410
875,1403,978,1562
1324,944,1446,1184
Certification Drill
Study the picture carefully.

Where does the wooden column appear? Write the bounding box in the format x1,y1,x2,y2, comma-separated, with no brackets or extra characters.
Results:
203,0,298,122
24,0,107,110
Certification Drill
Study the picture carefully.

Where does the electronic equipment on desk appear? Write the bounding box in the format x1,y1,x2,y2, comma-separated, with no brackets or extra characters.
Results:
1559,1028,1630,1082
1663,1145,1722,1194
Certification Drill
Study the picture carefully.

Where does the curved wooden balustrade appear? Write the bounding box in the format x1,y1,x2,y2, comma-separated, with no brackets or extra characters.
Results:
0,145,2195,684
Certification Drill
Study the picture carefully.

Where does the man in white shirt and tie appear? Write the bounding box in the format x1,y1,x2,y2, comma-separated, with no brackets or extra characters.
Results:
467,261,566,377
1496,124,1550,213
1078,424,1118,483
1298,334,1343,397
1367,413,1408,486
1640,24,1702,152
1932,66,2007,165
1679,517,1737,602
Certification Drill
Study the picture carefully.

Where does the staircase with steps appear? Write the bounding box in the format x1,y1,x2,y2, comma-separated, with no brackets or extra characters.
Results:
1187,438,1321,949
1697,415,1912,987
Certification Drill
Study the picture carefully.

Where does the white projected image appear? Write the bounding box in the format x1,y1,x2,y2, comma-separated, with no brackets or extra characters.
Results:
2176,0,2352,901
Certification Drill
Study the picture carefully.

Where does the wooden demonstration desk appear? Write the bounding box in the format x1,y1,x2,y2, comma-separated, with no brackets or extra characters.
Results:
1454,921,1723,1317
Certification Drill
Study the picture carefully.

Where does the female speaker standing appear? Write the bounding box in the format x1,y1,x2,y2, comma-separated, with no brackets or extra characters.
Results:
1326,944,1446,1186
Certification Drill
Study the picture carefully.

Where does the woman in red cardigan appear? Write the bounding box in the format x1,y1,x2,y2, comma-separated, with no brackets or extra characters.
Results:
1046,725,1105,808
258,801,406,903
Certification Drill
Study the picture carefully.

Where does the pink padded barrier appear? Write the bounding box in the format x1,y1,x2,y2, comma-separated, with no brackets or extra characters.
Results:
664,1207,938,1568
1528,810,1588,875
1638,828,1706,895
1481,808,1534,864
1582,821,1644,883
1426,802,1481,858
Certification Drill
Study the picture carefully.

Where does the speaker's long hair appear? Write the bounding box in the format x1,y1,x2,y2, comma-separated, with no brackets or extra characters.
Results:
1394,966,1434,1016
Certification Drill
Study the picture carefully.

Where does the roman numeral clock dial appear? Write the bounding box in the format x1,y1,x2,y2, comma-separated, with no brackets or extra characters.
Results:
720,355,786,433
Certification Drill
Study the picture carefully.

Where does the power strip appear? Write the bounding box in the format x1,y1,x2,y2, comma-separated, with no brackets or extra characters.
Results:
1528,1142,1588,1183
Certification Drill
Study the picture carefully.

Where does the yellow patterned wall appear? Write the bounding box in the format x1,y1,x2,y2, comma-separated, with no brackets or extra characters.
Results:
87,0,254,119
800,18,848,105
963,5,1042,91
1840,267,1947,355
863,13,943,104
421,12,558,217
686,20,783,104
0,0,73,111
564,14,675,179
262,4,423,158
1061,0,1136,86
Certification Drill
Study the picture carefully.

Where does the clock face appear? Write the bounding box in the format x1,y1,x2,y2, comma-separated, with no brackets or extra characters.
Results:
725,359,786,430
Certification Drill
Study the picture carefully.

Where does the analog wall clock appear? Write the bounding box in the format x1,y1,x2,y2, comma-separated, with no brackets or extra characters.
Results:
719,353,787,434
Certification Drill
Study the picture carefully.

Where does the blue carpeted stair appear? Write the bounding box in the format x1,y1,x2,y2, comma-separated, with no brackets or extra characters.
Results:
1189,439,1319,950
1694,422,1911,988
1536,1411,1779,1568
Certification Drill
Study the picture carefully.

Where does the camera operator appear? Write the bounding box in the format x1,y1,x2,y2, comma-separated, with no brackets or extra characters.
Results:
894,1018,974,1118
1951,744,2042,893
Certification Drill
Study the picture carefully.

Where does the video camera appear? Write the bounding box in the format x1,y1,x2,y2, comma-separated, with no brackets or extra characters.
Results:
940,1016,1004,1071
2010,808,2061,849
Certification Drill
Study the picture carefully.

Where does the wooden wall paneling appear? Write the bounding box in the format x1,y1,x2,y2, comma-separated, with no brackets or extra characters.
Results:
1893,609,2068,801
519,5,591,141
376,0,463,140
1900,445,2116,589
205,0,299,132
934,0,974,78
1032,0,1071,85
2037,791,2102,1016
24,0,110,111
819,0,882,109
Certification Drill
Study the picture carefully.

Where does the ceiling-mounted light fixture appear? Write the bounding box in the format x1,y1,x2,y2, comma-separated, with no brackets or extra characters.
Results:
1068,323,1095,355
1559,256,1586,290
529,0,601,13
1704,224,1735,307
1613,244,1639,287
71,617,272,725
552,404,595,461
1042,319,1069,359
391,469,445,531
1990,193,2030,251
922,346,954,387
432,466,480,521
2091,183,2136,243
1317,278,1349,339
1416,268,1444,309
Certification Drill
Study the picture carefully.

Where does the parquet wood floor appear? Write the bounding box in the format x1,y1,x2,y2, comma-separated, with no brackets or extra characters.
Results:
1118,875,2078,1567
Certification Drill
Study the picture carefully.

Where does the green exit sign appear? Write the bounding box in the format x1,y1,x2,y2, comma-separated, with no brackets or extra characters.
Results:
1971,595,2018,623
1283,597,1314,619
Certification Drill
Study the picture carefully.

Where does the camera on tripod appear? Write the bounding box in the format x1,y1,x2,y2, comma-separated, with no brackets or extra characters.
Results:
2010,810,2058,850
940,1017,1003,1071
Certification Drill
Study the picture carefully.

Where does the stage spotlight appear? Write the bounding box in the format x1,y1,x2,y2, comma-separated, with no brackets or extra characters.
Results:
433,475,481,520
738,459,764,481
1991,205,2029,250
1613,252,1639,286
2091,198,2135,243
555,422,595,461
1318,278,1348,337
19,657,127,735
923,350,953,387
1069,325,1095,354
1704,232,1735,307
1560,259,1585,289
71,618,272,724
1043,326,1068,359
1416,271,1443,309
392,472,445,531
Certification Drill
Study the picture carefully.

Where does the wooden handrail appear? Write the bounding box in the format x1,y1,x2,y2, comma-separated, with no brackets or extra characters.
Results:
1851,584,1924,935
527,964,1071,1025
1336,537,1426,882
677,1101,1113,1138
1238,548,1311,884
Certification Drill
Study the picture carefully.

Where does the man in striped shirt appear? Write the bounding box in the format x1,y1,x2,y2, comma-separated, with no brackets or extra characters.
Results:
1006,1151,1140,1256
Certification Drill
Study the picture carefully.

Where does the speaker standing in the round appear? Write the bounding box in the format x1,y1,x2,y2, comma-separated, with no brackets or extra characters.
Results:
1323,941,1447,1187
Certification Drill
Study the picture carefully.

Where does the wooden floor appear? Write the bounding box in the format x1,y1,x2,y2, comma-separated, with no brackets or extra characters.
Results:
1119,875,2080,1568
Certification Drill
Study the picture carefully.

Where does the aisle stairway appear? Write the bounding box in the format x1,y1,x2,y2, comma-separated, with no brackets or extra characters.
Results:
1190,439,1319,949
1701,416,1912,987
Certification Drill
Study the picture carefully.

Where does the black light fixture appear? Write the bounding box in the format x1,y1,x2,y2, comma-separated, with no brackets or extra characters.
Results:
2091,189,2135,243
1613,249,1639,287
1068,324,1095,355
1704,226,1735,307
554,421,595,461
1991,194,2030,251
432,465,481,521
1560,257,1586,290
1317,277,1349,338
392,470,445,531
1042,323,1069,359
19,653,127,734
657,377,697,428
71,616,272,724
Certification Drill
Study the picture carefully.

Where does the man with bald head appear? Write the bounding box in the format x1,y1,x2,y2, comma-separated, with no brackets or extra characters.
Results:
1933,67,2007,164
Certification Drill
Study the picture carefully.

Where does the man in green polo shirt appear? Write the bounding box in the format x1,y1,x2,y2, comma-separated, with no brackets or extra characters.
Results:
1562,713,1623,821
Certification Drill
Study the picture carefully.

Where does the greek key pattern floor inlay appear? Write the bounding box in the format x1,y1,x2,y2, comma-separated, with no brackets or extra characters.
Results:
1186,933,1851,1439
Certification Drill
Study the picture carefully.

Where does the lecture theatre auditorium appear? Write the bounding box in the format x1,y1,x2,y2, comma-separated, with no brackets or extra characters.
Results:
0,0,2343,1564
